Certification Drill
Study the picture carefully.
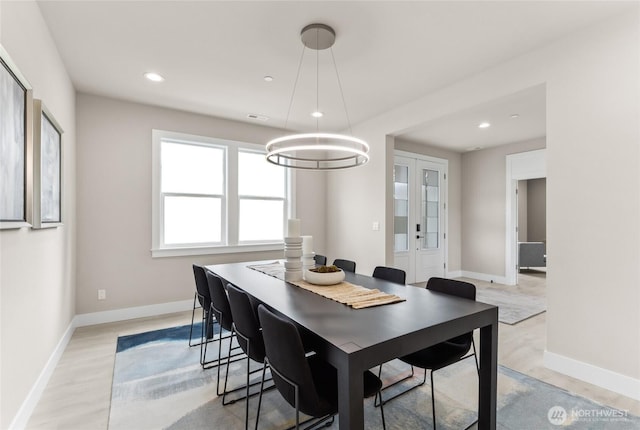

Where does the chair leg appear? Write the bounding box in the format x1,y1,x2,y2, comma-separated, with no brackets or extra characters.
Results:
376,364,424,407
428,352,480,430
222,333,237,405
217,326,234,396
202,326,245,370
255,361,267,430
199,310,211,365
373,364,383,406
188,293,199,347
265,359,334,430
294,382,299,430
202,307,245,370
222,341,251,430
245,354,250,430
472,338,479,374
377,390,386,430
430,370,437,430
201,310,217,366
190,294,216,351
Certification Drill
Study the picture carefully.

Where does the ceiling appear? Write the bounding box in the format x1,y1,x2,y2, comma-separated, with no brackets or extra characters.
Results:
37,1,632,151
397,84,547,151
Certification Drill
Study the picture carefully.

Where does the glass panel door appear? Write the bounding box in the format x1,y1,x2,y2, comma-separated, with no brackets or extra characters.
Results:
421,169,439,250
394,164,409,252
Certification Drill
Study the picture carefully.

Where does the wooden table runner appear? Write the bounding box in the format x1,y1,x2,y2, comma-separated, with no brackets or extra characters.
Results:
289,279,405,309
247,261,285,280
248,262,405,309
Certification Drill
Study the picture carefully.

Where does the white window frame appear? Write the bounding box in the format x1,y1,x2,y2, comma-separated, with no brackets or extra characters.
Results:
237,147,288,245
152,129,294,258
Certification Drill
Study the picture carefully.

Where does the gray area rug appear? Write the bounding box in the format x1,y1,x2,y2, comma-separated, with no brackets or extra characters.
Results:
476,287,546,324
108,324,639,430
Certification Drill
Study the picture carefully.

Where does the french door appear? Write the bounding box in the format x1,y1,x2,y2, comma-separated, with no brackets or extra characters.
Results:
393,154,447,284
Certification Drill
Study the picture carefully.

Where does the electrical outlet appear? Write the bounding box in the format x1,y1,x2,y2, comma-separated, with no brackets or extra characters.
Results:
372,221,380,231
98,289,106,300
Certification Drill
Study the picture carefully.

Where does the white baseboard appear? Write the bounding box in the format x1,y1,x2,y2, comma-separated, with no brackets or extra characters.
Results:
9,320,76,430
74,299,193,327
446,270,463,278
10,299,194,429
460,270,507,285
544,350,640,401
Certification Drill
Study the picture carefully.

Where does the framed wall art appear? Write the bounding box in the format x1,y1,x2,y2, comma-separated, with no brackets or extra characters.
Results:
32,100,63,228
0,44,33,229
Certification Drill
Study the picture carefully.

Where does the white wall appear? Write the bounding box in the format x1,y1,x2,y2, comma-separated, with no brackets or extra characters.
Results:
76,93,326,313
0,1,76,427
326,126,392,275
544,12,639,384
326,10,640,390
461,138,545,278
517,180,528,242
527,178,546,242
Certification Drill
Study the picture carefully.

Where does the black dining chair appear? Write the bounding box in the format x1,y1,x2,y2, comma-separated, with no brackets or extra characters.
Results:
225,284,275,429
378,277,479,429
313,254,327,266
372,266,406,285
332,258,356,273
204,271,247,393
370,266,406,394
190,265,217,365
256,305,386,430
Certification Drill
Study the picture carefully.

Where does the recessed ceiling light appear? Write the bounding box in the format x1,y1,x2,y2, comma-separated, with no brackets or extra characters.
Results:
478,122,491,129
311,111,323,118
263,75,274,82
247,113,269,122
510,114,520,119
144,72,164,82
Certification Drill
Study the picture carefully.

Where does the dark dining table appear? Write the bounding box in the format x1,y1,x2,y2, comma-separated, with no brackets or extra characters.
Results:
207,261,498,430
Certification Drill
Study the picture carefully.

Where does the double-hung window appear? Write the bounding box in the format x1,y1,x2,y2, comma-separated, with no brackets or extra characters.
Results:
152,130,292,257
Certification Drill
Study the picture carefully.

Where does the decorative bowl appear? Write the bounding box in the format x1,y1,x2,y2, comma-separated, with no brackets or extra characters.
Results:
304,268,345,285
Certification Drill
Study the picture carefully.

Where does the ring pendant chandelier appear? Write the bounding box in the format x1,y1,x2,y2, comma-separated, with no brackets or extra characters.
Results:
265,24,370,170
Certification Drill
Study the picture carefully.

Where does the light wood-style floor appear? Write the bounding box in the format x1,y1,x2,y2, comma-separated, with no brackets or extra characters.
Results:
25,272,640,429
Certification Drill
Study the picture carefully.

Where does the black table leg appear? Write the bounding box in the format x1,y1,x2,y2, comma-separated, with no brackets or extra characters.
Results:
478,312,498,429
337,359,364,430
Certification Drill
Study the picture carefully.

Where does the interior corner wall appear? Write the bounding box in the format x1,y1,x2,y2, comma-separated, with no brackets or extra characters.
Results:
527,178,546,242
394,139,463,273
75,93,326,314
517,180,528,242
461,138,545,278
0,1,77,428
544,12,639,381
326,125,387,275
326,10,639,386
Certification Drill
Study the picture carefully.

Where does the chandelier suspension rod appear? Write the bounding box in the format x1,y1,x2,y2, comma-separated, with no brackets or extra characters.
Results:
316,27,320,132
330,47,353,136
284,45,307,131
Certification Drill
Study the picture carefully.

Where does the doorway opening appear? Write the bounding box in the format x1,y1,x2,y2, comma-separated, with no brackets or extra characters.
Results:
505,149,546,285
516,178,547,284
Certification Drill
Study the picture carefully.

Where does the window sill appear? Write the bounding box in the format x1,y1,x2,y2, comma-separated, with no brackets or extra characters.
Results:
151,243,284,258
0,221,32,230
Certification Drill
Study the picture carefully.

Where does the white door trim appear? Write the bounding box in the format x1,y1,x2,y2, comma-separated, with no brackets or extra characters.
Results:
395,150,448,166
505,149,546,285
